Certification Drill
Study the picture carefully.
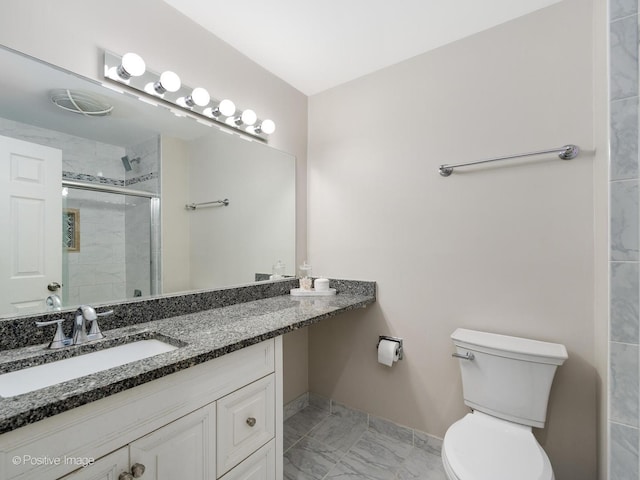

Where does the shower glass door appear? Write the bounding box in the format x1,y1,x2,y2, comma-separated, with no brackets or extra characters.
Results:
61,185,159,307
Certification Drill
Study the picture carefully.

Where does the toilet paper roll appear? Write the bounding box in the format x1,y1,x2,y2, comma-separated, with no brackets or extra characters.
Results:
378,339,399,367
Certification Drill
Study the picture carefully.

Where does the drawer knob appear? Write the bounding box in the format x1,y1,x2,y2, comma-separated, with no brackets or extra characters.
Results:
246,417,257,427
131,463,146,478
120,463,146,479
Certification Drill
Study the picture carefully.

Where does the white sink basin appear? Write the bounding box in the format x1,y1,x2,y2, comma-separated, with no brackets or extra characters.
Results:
0,339,178,398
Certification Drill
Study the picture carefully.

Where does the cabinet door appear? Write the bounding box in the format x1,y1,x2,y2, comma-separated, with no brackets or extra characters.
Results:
129,402,216,480
217,375,275,477
59,447,128,480
220,440,275,480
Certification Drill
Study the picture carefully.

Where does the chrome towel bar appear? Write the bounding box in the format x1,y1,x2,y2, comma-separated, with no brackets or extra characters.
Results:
438,144,579,177
185,199,229,210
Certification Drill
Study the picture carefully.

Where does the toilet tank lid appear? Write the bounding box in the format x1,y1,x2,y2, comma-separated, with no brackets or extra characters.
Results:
451,328,568,365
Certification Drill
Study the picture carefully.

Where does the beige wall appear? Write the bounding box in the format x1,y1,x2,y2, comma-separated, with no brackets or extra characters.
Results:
592,1,610,478
0,0,310,403
307,1,601,479
161,137,191,294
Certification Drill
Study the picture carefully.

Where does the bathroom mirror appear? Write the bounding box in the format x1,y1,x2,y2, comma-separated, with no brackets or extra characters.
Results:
0,45,295,318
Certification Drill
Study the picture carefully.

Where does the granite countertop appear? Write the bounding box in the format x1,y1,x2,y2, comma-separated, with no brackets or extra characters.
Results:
0,291,374,434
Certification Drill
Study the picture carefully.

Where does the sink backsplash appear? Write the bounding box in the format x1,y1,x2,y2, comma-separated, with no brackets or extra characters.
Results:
0,279,376,351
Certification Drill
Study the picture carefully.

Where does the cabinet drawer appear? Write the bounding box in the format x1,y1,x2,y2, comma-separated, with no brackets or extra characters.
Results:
219,439,275,480
217,375,275,477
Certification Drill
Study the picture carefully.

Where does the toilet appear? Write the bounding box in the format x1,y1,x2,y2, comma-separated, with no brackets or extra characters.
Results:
442,328,568,480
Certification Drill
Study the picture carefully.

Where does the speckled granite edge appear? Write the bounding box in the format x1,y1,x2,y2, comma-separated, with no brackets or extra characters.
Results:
0,292,375,434
0,278,376,351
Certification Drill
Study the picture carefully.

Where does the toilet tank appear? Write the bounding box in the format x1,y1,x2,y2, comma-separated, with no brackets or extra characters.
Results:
451,328,568,428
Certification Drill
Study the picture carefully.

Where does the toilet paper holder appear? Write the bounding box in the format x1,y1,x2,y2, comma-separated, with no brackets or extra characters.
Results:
377,336,403,360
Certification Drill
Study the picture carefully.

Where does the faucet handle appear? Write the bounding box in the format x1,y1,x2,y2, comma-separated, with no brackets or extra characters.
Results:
35,319,72,349
87,309,112,341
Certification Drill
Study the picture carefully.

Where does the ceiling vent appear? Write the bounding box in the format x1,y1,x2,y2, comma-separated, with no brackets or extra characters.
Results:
50,89,113,117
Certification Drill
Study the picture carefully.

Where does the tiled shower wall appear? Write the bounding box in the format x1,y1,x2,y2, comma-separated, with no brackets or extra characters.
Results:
610,0,640,477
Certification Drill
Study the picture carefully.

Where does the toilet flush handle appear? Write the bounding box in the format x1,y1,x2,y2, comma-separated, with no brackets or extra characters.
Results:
452,352,475,361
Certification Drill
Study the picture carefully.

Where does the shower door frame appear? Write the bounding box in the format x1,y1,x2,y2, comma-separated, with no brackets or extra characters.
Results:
62,180,161,298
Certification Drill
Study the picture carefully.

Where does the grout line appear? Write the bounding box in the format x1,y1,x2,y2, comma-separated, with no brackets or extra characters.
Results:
610,419,640,430
320,427,368,480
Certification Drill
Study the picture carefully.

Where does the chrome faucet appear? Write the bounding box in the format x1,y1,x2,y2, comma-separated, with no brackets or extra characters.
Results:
36,305,112,349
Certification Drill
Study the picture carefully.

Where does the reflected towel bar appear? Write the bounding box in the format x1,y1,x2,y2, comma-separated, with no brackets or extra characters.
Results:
185,199,229,210
438,144,579,177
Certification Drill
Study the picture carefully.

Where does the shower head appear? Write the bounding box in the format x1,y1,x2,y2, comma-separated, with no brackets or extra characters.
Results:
121,155,140,172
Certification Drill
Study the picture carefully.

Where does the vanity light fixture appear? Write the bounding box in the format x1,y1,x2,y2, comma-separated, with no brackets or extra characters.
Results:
103,50,276,141
117,53,146,80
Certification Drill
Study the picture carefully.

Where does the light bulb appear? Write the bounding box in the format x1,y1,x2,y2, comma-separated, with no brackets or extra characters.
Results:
185,87,210,107
255,119,276,135
117,52,146,79
154,71,181,94
218,99,236,117
241,109,257,126
208,99,236,118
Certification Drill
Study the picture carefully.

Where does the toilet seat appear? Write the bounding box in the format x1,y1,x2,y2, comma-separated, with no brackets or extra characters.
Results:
442,412,554,480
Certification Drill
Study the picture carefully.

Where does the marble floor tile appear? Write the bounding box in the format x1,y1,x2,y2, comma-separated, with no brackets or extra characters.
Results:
307,412,368,453
285,406,332,442
345,430,413,473
281,400,446,480
369,415,414,445
325,458,397,480
284,456,316,480
284,437,343,480
397,447,446,480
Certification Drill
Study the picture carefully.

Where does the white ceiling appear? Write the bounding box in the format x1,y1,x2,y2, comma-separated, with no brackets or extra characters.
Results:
162,0,562,96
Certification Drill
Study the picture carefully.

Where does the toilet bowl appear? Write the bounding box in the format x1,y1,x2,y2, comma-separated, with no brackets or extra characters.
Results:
442,412,554,480
443,328,567,480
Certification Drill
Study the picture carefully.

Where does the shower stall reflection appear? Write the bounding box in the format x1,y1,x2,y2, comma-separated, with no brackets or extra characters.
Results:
61,186,160,307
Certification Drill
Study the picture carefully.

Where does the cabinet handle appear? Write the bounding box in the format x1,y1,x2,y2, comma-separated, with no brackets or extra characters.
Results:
119,463,146,480
246,417,257,427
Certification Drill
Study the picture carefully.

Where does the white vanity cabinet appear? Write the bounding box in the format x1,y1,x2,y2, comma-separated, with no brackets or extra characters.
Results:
59,448,128,480
62,402,217,480
0,337,282,480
